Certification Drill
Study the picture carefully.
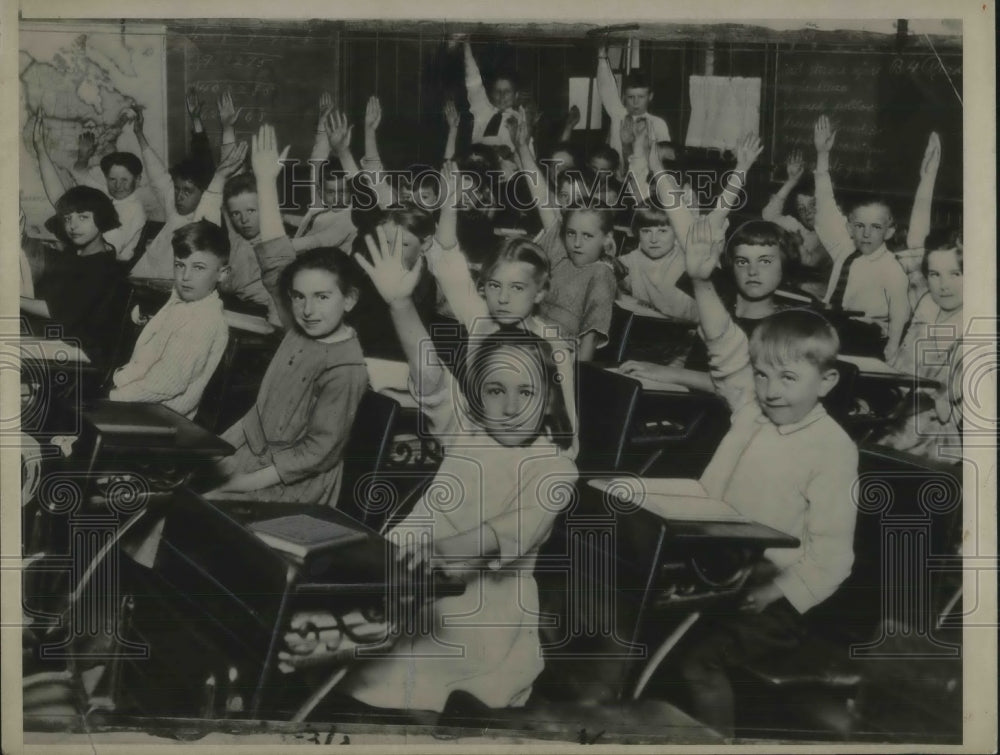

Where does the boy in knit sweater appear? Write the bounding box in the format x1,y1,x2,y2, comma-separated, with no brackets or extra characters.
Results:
109,220,230,419
675,213,859,737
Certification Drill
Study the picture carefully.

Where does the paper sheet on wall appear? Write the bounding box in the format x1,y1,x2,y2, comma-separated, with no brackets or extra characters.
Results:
685,75,762,151
568,77,604,130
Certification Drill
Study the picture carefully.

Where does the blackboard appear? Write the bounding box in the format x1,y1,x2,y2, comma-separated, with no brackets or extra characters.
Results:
773,48,962,201
167,23,341,212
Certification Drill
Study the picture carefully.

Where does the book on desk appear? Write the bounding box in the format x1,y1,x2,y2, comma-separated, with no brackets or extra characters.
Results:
249,514,370,562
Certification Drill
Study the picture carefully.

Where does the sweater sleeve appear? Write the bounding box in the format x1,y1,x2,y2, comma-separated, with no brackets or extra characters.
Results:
270,363,367,485
703,317,756,415
773,439,859,613
252,236,297,330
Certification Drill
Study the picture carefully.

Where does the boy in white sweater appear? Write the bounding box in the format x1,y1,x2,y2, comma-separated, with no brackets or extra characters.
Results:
110,220,230,418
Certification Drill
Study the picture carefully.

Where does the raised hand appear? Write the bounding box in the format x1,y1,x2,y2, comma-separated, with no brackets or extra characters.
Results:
620,116,635,148
813,115,836,154
364,96,382,132
735,132,764,171
250,124,289,183
316,91,333,132
217,89,237,130
684,214,728,282
786,149,805,183
443,100,460,131
325,110,353,154
185,89,203,120
216,140,249,178
566,104,580,128
356,223,425,307
920,132,941,177
77,131,97,163
510,106,531,149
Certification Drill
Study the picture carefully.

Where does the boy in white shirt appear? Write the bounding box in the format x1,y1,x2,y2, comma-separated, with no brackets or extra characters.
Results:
674,214,859,737
457,36,524,151
110,220,230,419
596,45,672,170
812,116,911,361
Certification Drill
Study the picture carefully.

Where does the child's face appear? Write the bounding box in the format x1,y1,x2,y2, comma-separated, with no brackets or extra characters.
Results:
733,244,783,301
847,205,894,255
62,210,101,248
589,155,615,176
490,78,517,112
321,177,350,209
382,221,427,269
290,268,357,339
624,87,652,117
105,165,138,201
564,212,607,266
417,184,439,208
752,356,837,426
926,248,963,312
478,345,547,447
484,261,546,324
794,194,817,230
174,250,226,302
550,150,575,177
226,192,260,240
637,224,676,260
174,178,203,217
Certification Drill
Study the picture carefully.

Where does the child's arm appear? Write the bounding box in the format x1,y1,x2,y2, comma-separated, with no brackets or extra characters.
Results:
596,46,628,125
907,132,940,250
619,361,716,393
324,109,360,178
883,262,912,363
462,39,494,124
623,118,653,200
249,124,298,329
812,116,857,274
558,105,580,144
355,225,446,397
443,100,460,161
362,96,384,172
190,140,248,226
217,89,238,147
32,116,71,209
715,132,763,222
308,91,334,210
682,214,759,415
186,91,216,175
761,150,805,229
577,267,618,362
511,112,560,231
132,107,172,215
652,158,698,257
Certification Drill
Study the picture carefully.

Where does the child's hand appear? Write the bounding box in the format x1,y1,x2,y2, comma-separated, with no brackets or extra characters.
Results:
356,223,425,306
620,116,636,149
684,214,728,281
440,159,460,203
77,131,97,163
316,91,333,132
250,124,290,183
920,132,941,178
185,89,203,120
443,100,460,131
740,581,784,613
510,107,530,149
566,104,581,128
396,536,435,574
216,140,249,178
324,110,353,154
786,150,805,183
217,89,237,130
813,115,836,154
734,132,763,171
364,96,382,132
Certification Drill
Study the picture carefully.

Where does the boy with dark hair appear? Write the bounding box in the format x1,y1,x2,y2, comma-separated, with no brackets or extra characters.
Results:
596,45,672,168
110,219,230,418
458,35,525,151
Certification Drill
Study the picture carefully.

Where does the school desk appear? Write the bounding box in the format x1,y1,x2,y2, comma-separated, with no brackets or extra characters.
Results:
574,478,800,700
